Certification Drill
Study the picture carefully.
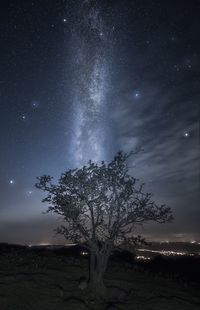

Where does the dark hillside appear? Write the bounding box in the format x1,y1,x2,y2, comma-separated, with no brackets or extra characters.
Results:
0,244,199,309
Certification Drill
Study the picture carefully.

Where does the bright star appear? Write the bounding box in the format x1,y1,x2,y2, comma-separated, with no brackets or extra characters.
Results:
9,180,14,184
32,101,39,109
184,132,190,137
63,18,67,23
134,92,140,99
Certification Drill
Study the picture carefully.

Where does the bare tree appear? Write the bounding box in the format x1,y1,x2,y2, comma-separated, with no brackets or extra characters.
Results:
36,151,172,293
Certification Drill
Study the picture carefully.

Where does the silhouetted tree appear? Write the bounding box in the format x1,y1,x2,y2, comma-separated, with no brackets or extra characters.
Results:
35,151,172,294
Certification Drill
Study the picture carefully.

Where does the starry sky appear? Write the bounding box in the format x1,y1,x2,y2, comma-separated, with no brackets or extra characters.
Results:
0,0,199,244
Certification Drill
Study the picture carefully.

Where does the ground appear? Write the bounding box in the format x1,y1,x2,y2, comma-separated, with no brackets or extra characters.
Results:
0,249,199,310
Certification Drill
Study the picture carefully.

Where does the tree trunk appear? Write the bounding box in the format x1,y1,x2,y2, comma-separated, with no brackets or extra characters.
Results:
88,250,108,296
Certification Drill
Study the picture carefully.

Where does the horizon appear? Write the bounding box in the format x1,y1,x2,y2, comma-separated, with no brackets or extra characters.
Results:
1,240,200,246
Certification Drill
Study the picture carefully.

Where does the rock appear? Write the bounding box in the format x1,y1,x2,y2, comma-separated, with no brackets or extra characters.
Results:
78,276,88,290
107,285,127,300
105,302,118,310
65,296,88,310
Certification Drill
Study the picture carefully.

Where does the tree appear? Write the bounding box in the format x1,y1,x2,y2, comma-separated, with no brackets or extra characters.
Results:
35,151,172,294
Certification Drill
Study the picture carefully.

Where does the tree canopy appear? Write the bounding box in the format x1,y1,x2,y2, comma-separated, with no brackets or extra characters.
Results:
36,151,172,251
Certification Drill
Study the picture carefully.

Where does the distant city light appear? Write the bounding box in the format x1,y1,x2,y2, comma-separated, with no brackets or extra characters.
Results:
137,248,196,256
65,243,77,247
38,243,51,246
80,251,89,256
136,255,151,261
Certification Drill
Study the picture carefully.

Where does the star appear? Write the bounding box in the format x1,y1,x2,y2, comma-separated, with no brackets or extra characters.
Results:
63,18,67,23
27,190,33,196
9,179,14,184
32,101,39,109
184,59,192,69
134,92,140,99
21,115,26,120
174,64,180,72
184,132,190,138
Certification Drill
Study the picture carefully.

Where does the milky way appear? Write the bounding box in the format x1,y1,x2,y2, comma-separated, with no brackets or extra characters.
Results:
69,1,113,166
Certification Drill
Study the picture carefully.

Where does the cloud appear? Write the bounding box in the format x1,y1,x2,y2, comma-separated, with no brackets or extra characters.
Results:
109,69,199,236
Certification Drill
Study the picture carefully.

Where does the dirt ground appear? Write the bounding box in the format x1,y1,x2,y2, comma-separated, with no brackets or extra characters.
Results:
0,250,199,310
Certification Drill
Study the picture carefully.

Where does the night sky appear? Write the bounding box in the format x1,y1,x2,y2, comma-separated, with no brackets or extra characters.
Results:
0,0,199,244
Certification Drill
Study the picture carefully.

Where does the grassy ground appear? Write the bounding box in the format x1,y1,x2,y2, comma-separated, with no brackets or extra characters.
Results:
0,250,199,310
